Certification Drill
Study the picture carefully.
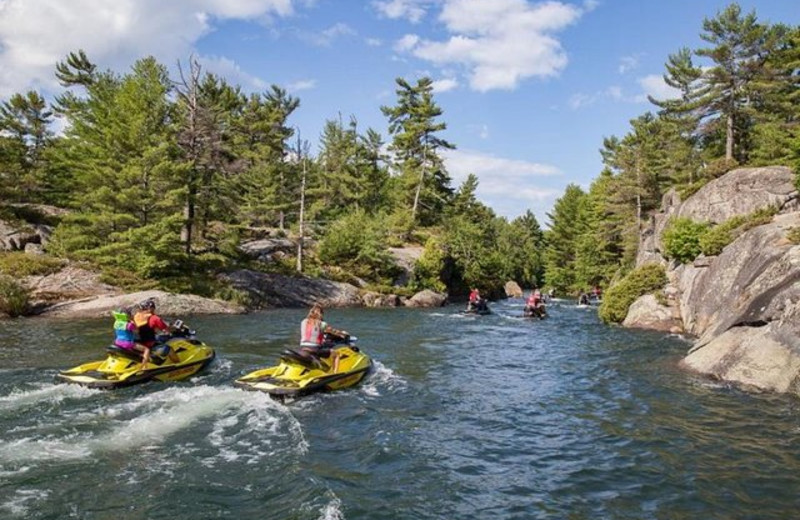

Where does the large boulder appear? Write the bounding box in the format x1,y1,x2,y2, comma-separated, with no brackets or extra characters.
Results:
238,238,296,262
504,281,523,298
683,300,800,394
624,166,800,397
39,289,244,318
223,270,363,308
679,212,800,345
678,166,798,224
622,294,683,333
388,246,424,286
404,289,447,308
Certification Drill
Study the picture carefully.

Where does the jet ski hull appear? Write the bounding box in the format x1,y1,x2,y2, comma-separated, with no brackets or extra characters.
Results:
235,346,371,397
56,338,215,389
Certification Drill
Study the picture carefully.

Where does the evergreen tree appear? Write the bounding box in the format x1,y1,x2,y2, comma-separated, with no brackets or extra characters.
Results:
381,77,455,227
695,4,783,162
0,91,53,201
543,184,586,293
48,54,185,278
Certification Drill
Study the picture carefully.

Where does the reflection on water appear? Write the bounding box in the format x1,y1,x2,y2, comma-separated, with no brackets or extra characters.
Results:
1,301,799,519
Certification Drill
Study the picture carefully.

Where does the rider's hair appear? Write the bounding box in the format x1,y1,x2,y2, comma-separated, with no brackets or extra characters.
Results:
307,304,323,323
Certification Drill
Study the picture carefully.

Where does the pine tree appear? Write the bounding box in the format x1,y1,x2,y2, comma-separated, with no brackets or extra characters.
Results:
543,184,586,293
0,91,53,200
381,77,455,227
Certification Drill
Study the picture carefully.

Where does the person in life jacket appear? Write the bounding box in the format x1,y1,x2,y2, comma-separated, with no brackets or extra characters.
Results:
299,303,348,372
524,289,543,317
112,307,143,352
133,299,179,367
468,288,484,311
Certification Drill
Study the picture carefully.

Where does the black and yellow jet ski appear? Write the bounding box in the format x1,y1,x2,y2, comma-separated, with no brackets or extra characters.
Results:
56,322,215,389
235,335,371,398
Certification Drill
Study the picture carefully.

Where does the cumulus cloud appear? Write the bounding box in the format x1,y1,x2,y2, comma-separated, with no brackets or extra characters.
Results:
635,74,680,103
618,53,643,74
568,86,624,109
444,148,561,219
287,79,317,92
0,0,297,97
394,0,590,92
301,22,356,47
372,0,431,23
431,77,458,92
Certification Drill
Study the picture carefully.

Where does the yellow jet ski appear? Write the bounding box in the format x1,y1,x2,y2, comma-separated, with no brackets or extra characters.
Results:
56,322,215,389
235,336,371,398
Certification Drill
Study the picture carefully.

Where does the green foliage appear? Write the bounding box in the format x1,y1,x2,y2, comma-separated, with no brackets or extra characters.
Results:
410,237,446,292
787,227,800,245
0,252,65,277
0,275,30,317
318,210,397,282
662,217,710,263
544,184,587,292
699,206,778,255
598,264,667,323
703,157,739,179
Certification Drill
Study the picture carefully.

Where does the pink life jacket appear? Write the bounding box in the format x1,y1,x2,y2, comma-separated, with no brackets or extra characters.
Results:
300,318,327,346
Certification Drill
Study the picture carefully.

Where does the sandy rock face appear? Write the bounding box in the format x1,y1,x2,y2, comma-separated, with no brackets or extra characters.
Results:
622,294,683,333
39,290,244,318
223,270,363,308
627,166,800,397
404,289,446,308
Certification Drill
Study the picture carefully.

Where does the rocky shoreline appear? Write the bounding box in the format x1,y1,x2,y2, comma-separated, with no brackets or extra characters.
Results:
624,166,800,396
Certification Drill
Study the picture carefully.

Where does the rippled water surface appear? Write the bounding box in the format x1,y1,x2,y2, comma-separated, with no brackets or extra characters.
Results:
1,300,799,519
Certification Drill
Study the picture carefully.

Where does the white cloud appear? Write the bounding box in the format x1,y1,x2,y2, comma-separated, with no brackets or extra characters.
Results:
287,79,316,92
635,74,680,103
198,55,268,91
568,86,623,109
431,77,458,92
394,33,421,52
0,0,297,97
301,22,356,47
444,148,561,219
372,0,431,23
618,54,642,74
395,0,590,92
365,37,383,46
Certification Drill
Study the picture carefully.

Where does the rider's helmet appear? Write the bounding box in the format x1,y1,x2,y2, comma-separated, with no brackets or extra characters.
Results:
139,298,156,311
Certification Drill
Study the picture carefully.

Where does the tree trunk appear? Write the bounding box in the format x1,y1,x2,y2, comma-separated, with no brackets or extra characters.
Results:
726,113,734,162
181,184,195,255
412,144,427,223
297,158,306,273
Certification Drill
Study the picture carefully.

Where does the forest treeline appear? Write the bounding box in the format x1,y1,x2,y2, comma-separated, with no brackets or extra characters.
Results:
0,3,797,310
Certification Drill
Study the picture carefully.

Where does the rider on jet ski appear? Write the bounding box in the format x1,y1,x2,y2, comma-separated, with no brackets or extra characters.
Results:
134,298,179,366
299,303,349,372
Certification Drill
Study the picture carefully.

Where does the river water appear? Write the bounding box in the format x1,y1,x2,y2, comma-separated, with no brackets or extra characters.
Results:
1,299,799,519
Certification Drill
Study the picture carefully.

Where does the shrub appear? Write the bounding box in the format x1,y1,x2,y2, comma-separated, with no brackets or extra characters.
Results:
318,210,397,282
0,252,65,277
699,216,746,256
598,264,667,324
704,157,739,179
0,275,30,317
788,227,800,245
699,206,778,256
662,218,709,264
409,237,447,293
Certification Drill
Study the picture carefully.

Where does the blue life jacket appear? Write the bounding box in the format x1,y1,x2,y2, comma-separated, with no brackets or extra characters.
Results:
112,311,135,344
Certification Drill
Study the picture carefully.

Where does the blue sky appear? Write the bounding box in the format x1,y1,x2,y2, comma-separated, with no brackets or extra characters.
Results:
0,0,797,225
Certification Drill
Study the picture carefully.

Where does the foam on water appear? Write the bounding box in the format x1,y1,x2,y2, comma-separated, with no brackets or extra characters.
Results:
1,488,50,518
318,496,345,520
0,385,303,466
0,383,99,413
361,360,406,397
